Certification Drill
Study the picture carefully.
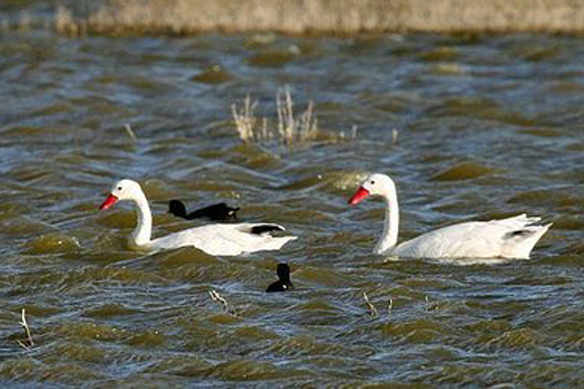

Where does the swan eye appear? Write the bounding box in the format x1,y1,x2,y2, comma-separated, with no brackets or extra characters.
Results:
370,180,375,185
117,186,122,191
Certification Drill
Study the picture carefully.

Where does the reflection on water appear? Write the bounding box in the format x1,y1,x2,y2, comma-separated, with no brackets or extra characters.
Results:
0,29,583,386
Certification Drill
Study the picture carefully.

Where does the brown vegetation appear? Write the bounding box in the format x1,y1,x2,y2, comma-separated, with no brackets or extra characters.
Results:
51,0,584,36
232,87,356,146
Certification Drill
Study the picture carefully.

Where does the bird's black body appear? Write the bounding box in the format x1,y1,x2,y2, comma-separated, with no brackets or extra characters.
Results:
266,263,293,292
168,200,239,222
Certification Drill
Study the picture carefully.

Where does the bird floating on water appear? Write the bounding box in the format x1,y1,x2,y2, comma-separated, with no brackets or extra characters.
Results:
266,263,293,292
348,173,551,260
168,200,239,222
99,179,296,256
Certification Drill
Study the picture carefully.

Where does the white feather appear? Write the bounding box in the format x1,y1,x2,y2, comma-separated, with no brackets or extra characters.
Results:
349,174,551,260
147,223,296,256
101,179,296,256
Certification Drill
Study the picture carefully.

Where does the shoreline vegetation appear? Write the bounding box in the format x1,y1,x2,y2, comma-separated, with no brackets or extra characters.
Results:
5,0,584,36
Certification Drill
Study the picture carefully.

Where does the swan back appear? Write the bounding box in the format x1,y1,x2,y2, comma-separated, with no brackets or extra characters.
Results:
149,223,297,256
393,214,551,259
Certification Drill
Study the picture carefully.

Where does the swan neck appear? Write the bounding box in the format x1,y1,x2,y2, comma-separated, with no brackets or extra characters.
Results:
132,194,152,246
375,190,399,255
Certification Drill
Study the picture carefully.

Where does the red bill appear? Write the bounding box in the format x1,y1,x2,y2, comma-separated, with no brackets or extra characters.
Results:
348,187,370,205
99,194,119,210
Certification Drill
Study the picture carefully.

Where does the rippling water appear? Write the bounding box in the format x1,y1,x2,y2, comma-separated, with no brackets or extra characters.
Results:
0,29,583,386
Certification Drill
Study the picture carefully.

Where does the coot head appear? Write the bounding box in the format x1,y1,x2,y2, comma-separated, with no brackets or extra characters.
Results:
168,199,187,217
266,263,293,293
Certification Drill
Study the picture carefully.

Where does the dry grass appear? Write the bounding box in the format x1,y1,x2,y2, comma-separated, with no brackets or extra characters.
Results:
276,87,318,145
50,0,584,36
232,87,355,146
231,95,264,143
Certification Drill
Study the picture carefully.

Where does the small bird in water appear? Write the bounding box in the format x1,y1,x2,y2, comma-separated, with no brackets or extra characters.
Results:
168,200,239,222
266,263,294,293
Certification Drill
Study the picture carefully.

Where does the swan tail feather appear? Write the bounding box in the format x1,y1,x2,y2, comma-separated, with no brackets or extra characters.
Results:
503,222,552,259
251,224,286,235
235,223,290,236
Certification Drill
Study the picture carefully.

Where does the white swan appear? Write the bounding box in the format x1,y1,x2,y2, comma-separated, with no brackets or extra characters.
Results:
99,179,296,256
348,173,551,259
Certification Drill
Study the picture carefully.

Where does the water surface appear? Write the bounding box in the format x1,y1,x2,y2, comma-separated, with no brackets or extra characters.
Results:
0,30,583,386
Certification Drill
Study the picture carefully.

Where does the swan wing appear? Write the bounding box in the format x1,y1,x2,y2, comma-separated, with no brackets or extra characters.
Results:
393,214,550,259
150,223,296,256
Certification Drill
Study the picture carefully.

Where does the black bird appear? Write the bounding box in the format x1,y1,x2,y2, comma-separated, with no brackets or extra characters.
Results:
266,263,293,293
168,200,240,222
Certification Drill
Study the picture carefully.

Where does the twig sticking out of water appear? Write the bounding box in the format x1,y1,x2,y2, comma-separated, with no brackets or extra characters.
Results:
18,12,31,33
209,289,230,313
388,298,393,315
17,309,34,350
363,292,379,317
425,295,439,311
124,123,137,141
391,129,399,144
340,125,358,139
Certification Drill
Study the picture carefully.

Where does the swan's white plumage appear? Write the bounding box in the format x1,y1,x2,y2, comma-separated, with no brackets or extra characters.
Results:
100,179,296,256
145,223,296,256
349,174,551,260
392,214,551,259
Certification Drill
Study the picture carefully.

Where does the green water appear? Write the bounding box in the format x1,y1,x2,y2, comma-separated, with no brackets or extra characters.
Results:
0,27,583,386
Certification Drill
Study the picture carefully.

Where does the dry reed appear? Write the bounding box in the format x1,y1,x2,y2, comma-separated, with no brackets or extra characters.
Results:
276,86,318,145
231,95,261,143
363,291,379,317
124,123,137,141
209,289,230,313
50,0,584,36
17,309,34,350
232,87,352,146
425,295,439,311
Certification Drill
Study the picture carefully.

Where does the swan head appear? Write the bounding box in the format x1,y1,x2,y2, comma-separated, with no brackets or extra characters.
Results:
99,179,144,210
348,173,395,205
